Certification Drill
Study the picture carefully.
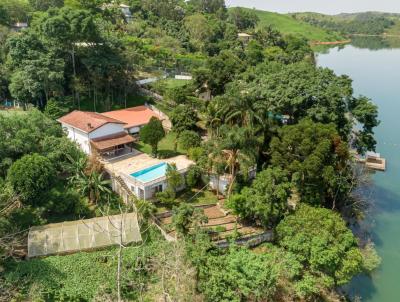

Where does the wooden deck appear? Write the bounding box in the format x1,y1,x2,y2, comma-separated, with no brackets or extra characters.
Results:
356,156,386,171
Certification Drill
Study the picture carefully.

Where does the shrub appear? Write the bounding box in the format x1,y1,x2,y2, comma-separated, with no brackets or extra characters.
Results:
178,130,201,150
139,117,165,156
7,154,56,204
187,146,205,162
186,165,202,188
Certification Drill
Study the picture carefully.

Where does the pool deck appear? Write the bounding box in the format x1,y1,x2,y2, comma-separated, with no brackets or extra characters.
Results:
103,150,194,178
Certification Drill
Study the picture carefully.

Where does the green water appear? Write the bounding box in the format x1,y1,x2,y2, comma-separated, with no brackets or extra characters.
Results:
316,37,400,301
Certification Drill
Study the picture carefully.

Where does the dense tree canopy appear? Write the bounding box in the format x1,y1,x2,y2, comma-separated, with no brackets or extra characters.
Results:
227,167,291,227
276,205,364,297
270,119,351,207
0,1,381,300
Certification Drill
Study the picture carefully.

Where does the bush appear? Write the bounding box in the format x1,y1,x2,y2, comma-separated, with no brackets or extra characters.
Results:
186,165,202,188
361,242,381,273
178,130,201,150
139,117,165,156
44,98,69,120
7,154,56,204
187,146,205,162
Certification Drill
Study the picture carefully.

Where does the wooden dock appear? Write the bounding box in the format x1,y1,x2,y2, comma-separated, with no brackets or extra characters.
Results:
355,151,386,171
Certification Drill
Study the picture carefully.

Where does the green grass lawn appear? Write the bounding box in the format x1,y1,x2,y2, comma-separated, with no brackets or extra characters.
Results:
134,132,187,158
236,8,344,42
160,78,192,89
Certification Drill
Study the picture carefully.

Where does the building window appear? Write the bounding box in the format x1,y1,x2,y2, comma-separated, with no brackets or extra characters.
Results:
154,184,163,193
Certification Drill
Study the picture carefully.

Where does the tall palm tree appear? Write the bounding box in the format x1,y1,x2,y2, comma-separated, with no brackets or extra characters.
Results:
204,98,223,138
214,125,259,197
219,89,266,128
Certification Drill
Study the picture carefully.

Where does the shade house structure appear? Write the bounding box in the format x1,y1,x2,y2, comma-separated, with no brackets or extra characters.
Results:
28,213,142,258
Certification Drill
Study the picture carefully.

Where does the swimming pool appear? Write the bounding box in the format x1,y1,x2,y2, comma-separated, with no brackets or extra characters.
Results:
130,163,167,183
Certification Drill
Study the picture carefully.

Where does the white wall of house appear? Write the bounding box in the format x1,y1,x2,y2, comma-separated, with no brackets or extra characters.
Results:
127,126,141,134
62,122,126,154
89,123,125,139
61,124,91,154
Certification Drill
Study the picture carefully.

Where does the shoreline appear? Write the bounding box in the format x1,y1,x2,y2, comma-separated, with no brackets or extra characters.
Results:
350,33,400,38
311,40,351,45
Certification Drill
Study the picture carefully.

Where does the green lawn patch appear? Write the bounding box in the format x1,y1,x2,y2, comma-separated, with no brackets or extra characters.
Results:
134,132,186,158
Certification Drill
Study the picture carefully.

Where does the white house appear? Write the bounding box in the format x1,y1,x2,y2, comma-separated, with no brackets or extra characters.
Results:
58,110,134,155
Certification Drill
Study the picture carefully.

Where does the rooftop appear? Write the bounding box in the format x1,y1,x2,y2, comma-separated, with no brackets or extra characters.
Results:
58,110,125,133
91,132,135,152
102,106,161,129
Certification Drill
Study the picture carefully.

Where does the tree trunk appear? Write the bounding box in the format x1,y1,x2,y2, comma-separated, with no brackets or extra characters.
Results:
216,173,220,199
227,164,236,197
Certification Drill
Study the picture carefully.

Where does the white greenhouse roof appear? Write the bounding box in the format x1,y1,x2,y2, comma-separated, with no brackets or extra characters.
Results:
28,213,142,258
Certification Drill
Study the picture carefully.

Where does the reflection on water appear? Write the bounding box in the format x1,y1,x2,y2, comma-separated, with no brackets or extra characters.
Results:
317,39,400,301
315,36,400,54
351,36,400,50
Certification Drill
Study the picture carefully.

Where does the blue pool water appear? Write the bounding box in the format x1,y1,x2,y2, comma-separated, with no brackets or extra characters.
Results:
130,163,167,183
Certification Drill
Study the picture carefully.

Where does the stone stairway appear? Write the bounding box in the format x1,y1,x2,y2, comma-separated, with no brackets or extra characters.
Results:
115,175,133,197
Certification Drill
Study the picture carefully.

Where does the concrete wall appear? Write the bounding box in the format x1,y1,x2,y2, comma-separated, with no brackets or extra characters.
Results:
128,126,141,134
209,175,229,195
174,75,192,80
89,123,125,139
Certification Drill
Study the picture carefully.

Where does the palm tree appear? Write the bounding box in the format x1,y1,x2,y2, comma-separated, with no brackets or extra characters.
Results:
66,154,87,184
76,171,111,204
212,126,259,197
204,100,223,138
219,88,266,128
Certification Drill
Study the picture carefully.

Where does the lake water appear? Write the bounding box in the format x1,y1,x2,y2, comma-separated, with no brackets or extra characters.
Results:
316,37,400,301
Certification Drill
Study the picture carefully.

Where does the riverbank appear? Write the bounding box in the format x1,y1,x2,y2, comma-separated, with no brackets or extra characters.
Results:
350,33,400,38
311,40,351,45
317,41,400,302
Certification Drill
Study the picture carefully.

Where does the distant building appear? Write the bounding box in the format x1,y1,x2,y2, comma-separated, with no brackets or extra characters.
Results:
238,32,252,43
196,82,212,101
102,2,132,23
119,4,133,22
11,22,28,32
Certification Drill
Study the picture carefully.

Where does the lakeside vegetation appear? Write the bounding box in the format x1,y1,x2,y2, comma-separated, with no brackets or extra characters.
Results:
291,11,400,36
0,0,383,301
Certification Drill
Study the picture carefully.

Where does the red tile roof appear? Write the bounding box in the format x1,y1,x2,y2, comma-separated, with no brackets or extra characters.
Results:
101,106,160,129
91,132,135,151
58,110,125,133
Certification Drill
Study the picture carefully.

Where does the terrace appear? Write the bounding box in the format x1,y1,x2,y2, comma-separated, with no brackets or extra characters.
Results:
103,151,194,200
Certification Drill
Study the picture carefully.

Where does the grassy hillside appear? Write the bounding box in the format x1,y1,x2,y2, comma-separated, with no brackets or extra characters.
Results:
291,11,400,36
240,8,344,42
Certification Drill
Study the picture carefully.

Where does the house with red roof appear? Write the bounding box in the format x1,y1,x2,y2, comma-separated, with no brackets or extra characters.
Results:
58,106,162,156
101,105,161,134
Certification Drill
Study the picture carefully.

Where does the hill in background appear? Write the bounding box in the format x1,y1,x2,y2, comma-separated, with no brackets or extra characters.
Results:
233,8,345,42
291,11,400,36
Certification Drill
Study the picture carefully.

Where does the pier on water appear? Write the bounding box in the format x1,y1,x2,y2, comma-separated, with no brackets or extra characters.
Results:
354,151,386,171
